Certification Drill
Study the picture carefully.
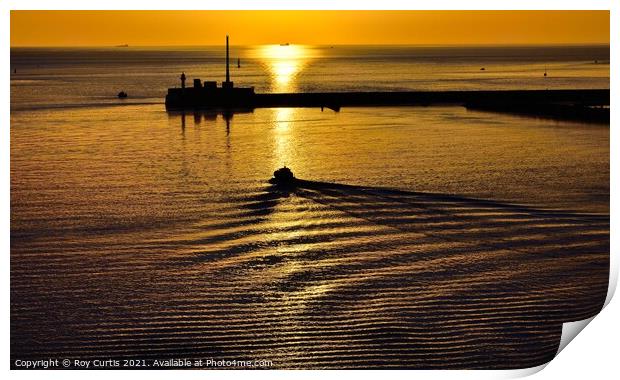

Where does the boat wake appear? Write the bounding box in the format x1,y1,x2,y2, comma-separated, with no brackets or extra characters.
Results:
11,179,609,369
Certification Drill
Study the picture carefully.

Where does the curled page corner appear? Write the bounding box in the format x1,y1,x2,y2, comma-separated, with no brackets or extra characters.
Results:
603,250,617,308
490,315,598,380
556,316,596,356
503,362,549,378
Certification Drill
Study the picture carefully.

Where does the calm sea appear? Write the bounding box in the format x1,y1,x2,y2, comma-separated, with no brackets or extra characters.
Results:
10,45,609,369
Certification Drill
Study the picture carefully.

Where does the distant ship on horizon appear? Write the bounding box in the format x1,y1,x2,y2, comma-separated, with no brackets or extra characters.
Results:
115,44,129,48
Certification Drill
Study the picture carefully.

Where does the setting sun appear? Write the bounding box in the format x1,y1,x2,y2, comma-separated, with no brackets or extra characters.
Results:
257,45,316,92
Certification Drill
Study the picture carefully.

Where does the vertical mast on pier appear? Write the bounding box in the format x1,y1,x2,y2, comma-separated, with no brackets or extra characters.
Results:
222,35,234,88
226,35,230,83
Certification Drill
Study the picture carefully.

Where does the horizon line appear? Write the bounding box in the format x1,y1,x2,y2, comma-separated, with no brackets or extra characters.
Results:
10,42,611,48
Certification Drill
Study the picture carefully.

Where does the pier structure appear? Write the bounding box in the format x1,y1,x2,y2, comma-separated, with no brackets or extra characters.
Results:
165,36,609,123
165,35,255,108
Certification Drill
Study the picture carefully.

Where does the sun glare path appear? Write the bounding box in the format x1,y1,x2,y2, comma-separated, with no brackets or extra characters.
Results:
258,44,314,93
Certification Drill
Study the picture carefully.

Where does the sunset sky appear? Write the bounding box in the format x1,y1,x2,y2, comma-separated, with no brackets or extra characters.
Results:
11,10,609,47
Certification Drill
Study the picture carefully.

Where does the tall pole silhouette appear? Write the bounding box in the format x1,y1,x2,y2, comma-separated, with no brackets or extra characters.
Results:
226,35,230,83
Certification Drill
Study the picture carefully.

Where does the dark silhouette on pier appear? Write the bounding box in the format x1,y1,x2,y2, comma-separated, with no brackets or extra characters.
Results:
165,36,610,123
166,36,255,109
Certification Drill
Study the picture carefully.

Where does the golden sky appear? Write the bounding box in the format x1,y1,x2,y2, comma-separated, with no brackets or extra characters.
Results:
11,10,609,47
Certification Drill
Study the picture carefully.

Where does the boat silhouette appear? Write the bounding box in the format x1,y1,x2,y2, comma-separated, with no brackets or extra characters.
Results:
269,166,297,187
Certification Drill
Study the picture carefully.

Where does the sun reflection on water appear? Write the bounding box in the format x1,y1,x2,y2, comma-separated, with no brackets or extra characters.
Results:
257,44,316,93
253,45,318,170
272,108,296,168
